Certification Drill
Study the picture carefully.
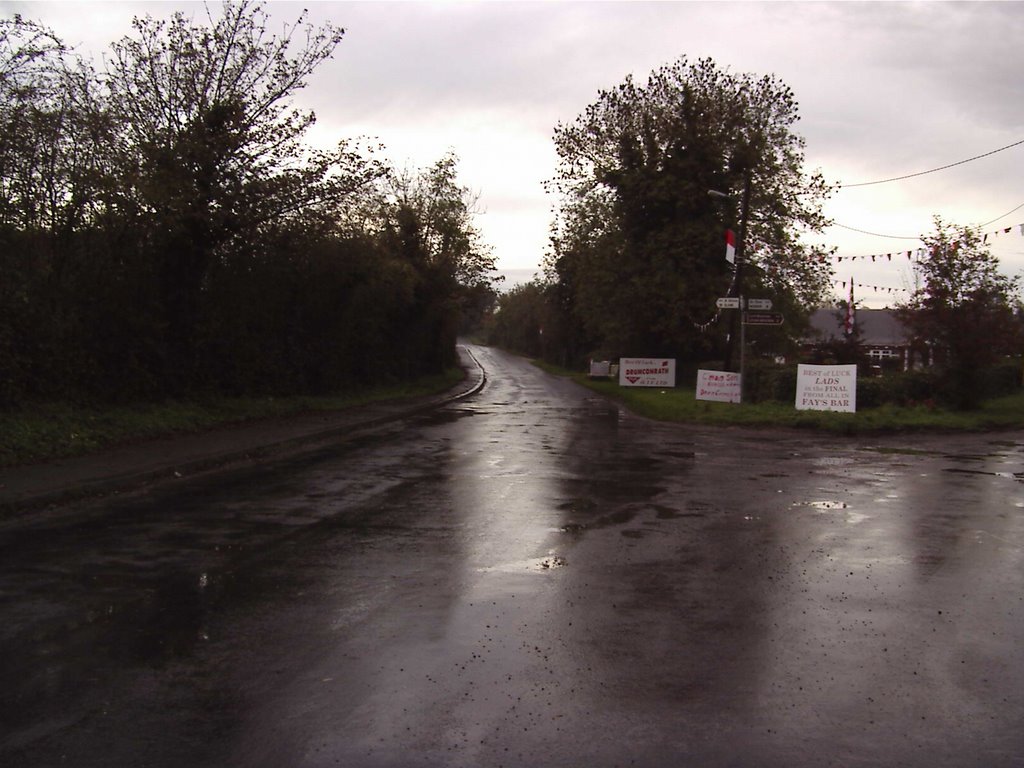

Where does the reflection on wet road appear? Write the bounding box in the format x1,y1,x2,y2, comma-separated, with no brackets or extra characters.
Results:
1,344,1023,767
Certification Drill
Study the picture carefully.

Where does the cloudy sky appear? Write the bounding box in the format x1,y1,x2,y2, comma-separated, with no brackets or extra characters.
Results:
6,0,1024,307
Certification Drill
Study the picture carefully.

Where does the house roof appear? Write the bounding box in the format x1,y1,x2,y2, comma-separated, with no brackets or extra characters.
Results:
805,308,910,346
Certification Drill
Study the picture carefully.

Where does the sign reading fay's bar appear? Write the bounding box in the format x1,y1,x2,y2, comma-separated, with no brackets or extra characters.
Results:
619,358,676,387
795,364,857,413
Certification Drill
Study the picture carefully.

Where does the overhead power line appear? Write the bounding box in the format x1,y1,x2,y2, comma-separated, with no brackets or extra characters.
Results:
829,222,920,240
982,201,1024,227
829,201,1024,241
840,137,1024,188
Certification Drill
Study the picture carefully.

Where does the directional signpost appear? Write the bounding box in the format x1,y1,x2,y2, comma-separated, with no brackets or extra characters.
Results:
711,297,781,404
743,311,784,326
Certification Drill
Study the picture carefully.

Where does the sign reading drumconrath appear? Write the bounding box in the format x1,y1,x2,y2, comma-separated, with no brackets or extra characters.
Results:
795,364,857,413
619,358,676,387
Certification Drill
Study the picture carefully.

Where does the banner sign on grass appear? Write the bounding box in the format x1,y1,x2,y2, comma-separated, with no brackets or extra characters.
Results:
619,358,676,387
696,370,741,403
795,364,857,412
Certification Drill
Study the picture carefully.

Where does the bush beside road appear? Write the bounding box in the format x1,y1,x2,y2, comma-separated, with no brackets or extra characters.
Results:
0,369,465,469
534,360,1024,435
5,348,1023,475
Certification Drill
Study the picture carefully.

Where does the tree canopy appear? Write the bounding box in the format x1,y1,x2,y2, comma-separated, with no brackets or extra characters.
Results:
0,3,497,407
898,217,1022,409
546,56,833,362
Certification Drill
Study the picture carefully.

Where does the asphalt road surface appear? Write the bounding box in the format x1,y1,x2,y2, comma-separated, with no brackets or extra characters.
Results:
2,344,1023,767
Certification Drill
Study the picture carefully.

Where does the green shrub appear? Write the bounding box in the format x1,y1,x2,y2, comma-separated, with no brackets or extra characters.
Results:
980,360,1022,399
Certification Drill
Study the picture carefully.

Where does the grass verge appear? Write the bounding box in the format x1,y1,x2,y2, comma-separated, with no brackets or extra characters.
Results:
0,368,464,468
532,360,1024,434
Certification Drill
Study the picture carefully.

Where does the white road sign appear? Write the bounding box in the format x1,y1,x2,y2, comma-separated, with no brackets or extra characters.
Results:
619,358,676,387
747,298,773,310
716,297,740,309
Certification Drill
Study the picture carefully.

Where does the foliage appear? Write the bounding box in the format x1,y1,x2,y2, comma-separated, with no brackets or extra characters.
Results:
545,56,833,363
534,359,1024,435
380,153,498,372
488,281,547,357
486,279,590,367
897,218,1022,409
0,367,463,467
0,4,496,408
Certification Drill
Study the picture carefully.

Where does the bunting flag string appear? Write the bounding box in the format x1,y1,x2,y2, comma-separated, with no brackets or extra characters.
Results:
829,221,1024,264
834,279,907,296
698,218,1024,323
694,313,720,333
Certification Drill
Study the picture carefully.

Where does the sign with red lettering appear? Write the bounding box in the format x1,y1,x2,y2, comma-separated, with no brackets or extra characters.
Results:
795,364,857,413
696,370,741,403
619,358,676,387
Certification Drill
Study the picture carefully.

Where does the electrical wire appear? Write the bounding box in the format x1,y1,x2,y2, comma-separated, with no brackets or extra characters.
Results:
830,201,1024,242
829,222,920,240
981,201,1024,228
840,138,1024,188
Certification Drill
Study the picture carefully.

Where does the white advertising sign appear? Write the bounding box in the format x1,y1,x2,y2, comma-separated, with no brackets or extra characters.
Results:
795,364,857,413
696,370,741,403
619,358,676,387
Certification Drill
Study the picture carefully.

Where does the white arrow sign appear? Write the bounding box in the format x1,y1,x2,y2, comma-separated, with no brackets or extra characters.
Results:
747,298,773,310
716,297,741,309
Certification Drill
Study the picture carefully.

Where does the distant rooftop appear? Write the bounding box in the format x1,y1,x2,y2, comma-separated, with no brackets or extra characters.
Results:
805,308,910,346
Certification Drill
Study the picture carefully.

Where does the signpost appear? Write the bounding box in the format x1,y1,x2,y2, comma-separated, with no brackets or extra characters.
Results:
712,294,782,403
743,311,784,326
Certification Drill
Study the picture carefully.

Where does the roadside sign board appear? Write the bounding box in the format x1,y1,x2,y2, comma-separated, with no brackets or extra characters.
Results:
743,311,784,326
795,364,857,413
747,298,773,310
619,358,676,387
696,370,741,404
716,297,741,309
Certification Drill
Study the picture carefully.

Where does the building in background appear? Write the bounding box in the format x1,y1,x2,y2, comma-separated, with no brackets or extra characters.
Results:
803,308,928,371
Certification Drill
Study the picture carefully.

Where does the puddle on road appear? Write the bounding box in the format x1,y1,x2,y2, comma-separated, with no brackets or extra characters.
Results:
590,508,639,528
860,446,942,457
792,500,874,525
557,498,598,515
794,501,848,510
478,554,567,574
811,456,855,467
660,450,697,460
559,522,587,535
944,453,1002,463
943,468,1024,482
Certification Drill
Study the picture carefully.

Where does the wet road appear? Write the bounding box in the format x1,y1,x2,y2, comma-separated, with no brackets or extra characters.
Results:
2,344,1023,767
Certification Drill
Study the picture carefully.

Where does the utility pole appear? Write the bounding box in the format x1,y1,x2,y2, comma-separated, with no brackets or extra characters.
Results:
723,171,752,375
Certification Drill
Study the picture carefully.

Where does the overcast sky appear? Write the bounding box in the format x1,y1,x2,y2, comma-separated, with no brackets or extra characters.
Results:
6,0,1024,307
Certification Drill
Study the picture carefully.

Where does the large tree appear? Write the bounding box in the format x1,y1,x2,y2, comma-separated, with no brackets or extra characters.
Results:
381,152,497,372
898,218,1021,409
0,5,487,405
547,56,833,361
102,0,385,390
